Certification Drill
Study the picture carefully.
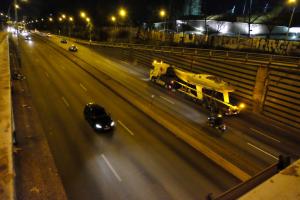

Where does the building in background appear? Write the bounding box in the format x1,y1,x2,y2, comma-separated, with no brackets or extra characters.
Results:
184,0,202,16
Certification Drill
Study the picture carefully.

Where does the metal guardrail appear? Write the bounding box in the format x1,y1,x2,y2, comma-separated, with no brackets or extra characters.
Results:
93,42,300,67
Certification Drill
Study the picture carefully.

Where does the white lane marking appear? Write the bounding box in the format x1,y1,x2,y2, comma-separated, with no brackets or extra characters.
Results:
61,97,69,107
45,72,49,78
247,142,278,160
118,120,134,136
101,154,122,182
79,83,87,92
160,96,175,105
250,128,281,143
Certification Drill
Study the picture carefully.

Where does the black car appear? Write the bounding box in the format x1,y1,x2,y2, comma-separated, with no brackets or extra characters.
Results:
68,45,78,52
61,39,67,44
84,103,115,132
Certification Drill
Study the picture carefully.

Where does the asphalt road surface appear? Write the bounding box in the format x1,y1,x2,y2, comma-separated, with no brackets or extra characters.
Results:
46,34,300,173
14,35,244,200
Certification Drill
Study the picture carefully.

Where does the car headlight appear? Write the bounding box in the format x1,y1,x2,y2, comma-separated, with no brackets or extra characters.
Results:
110,121,115,126
95,124,102,129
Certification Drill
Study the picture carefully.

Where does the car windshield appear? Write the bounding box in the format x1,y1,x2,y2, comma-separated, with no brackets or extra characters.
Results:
92,107,106,117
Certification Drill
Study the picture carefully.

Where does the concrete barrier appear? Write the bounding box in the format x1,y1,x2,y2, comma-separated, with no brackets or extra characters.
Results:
0,32,14,199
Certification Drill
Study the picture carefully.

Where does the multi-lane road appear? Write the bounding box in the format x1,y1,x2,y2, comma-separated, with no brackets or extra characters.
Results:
13,34,300,199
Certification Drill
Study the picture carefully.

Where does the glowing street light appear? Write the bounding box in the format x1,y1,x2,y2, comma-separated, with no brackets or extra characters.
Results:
286,0,297,40
80,11,86,18
69,17,73,22
119,8,127,18
15,4,20,9
86,17,90,22
111,15,116,22
62,14,66,19
49,17,53,22
59,17,62,22
159,9,166,18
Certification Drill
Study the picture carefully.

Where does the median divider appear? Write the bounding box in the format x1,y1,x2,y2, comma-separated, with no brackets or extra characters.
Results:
41,33,252,182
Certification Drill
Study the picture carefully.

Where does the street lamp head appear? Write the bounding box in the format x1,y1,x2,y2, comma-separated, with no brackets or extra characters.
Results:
49,17,53,22
80,12,86,18
62,14,66,19
59,17,62,22
15,4,20,9
119,8,127,18
159,9,166,18
86,17,90,22
111,16,116,22
69,17,73,22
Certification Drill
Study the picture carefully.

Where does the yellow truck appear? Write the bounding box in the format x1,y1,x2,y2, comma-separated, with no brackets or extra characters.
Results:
150,60,245,115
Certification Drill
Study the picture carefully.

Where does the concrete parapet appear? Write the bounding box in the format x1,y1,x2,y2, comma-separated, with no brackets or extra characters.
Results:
0,32,14,199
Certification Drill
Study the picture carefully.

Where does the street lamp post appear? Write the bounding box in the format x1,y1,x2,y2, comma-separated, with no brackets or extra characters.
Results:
111,16,117,41
159,9,167,41
68,16,73,38
286,0,297,40
159,9,166,32
79,11,93,43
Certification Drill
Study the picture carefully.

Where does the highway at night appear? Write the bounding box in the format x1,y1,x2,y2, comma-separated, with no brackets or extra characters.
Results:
14,34,240,200
10,34,299,199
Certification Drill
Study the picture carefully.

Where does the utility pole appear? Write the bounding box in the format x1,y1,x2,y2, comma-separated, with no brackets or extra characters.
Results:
248,0,252,38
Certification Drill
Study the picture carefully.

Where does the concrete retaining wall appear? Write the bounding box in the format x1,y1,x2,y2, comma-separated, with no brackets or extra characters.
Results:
0,32,14,199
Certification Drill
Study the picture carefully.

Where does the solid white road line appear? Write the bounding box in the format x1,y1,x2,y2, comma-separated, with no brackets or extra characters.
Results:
101,154,122,182
79,83,87,92
118,120,134,136
250,128,281,143
247,142,278,160
61,97,69,107
160,96,175,105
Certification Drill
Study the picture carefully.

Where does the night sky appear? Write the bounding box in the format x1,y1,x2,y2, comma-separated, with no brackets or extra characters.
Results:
0,0,286,23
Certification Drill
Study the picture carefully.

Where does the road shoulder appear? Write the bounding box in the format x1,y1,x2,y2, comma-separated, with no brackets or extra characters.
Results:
11,41,67,199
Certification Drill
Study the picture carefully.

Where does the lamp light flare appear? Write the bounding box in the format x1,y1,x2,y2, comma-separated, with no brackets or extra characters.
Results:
80,12,86,18
159,9,166,18
119,8,127,17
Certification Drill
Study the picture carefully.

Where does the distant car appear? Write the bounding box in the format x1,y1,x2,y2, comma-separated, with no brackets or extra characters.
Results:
24,35,32,40
84,103,115,132
68,45,78,52
61,39,67,44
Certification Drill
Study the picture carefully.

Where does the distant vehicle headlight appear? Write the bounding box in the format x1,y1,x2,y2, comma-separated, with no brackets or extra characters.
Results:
110,121,115,126
95,124,102,129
